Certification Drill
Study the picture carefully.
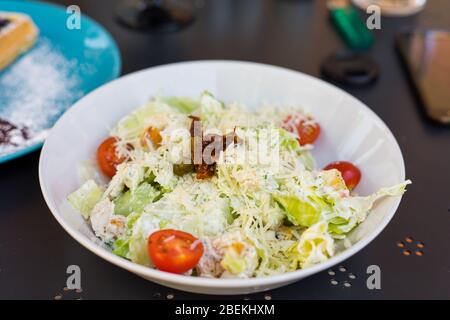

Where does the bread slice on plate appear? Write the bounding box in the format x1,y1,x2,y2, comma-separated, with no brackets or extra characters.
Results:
0,12,39,71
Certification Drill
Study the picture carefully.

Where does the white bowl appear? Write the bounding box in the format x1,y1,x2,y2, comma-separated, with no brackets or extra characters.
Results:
39,61,406,295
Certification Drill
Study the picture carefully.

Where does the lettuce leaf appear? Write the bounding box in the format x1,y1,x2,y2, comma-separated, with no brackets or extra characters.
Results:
220,241,259,276
114,182,159,216
67,180,103,219
112,211,143,259
221,249,247,275
279,128,300,151
200,91,224,121
112,237,130,258
328,180,412,237
111,99,172,140
128,213,160,266
343,181,411,216
296,221,334,268
164,96,199,114
273,194,320,227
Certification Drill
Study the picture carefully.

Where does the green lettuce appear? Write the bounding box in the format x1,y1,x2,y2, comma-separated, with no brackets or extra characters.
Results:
114,182,159,216
128,213,160,266
221,250,247,274
112,237,130,258
164,96,199,114
273,195,320,227
279,128,300,151
67,180,103,219
328,180,412,236
296,221,334,268
111,99,172,140
220,242,258,276
200,91,224,120
112,211,143,259
342,181,411,215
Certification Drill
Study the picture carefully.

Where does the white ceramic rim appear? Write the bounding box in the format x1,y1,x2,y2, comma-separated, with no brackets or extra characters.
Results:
39,60,405,290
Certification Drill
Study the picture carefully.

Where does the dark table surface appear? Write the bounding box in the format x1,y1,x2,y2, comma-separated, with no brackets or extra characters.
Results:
1,0,450,300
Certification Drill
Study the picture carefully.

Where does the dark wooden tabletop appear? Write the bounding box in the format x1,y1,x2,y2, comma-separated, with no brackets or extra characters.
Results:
1,0,449,300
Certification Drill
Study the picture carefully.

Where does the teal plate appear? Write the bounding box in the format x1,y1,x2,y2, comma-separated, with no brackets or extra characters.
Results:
0,0,121,163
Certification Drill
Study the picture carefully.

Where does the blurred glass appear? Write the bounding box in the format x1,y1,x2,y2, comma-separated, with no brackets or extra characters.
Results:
352,0,427,16
116,0,196,32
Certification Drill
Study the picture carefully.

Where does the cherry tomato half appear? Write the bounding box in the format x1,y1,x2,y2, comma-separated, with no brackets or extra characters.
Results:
96,137,125,178
147,229,204,274
283,115,321,146
324,161,361,190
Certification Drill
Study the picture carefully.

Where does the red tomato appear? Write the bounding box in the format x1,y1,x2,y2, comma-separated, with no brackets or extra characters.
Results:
283,115,321,146
96,137,125,178
147,229,204,274
324,161,361,190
